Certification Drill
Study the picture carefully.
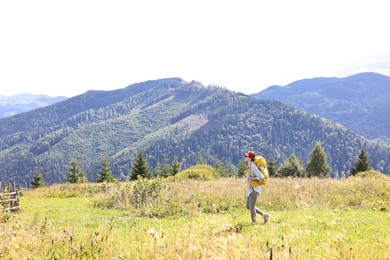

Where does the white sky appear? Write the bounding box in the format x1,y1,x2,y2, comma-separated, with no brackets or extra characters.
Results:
1,0,389,97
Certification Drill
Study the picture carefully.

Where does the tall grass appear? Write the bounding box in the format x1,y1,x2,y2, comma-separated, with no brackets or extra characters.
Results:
90,174,389,216
1,175,389,259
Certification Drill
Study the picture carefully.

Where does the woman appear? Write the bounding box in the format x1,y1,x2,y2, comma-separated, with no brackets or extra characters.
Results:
245,150,270,225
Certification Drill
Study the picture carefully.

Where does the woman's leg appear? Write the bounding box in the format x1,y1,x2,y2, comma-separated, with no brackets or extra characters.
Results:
248,191,259,223
255,206,266,216
248,192,270,224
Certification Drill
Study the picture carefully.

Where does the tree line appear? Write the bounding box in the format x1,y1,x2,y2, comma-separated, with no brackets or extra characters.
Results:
30,143,372,188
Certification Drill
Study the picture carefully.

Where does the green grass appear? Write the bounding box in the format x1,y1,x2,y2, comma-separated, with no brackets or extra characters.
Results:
1,176,389,259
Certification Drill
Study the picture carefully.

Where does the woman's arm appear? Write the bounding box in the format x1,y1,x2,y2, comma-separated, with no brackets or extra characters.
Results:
251,165,264,180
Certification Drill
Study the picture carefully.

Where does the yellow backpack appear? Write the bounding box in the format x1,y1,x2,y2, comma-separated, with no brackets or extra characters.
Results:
249,156,269,187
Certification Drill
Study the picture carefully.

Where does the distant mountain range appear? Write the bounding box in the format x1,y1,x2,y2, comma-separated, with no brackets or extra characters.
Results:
1,78,389,186
0,94,67,118
253,72,390,143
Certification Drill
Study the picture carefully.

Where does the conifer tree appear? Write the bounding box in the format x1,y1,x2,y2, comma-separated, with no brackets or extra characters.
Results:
155,161,162,177
31,170,45,188
130,150,151,180
350,150,370,176
67,160,87,183
162,154,171,177
214,160,226,177
306,142,331,178
225,161,236,177
96,158,115,183
277,154,306,177
171,156,180,176
267,157,277,176
237,160,247,177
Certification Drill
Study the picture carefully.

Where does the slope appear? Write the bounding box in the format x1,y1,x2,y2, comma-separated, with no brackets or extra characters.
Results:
253,72,390,143
0,78,389,185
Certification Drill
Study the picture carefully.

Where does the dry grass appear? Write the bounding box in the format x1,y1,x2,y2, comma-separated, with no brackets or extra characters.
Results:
1,175,389,259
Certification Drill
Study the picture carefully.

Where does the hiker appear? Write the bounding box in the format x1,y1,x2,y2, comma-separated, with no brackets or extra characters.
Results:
245,150,270,225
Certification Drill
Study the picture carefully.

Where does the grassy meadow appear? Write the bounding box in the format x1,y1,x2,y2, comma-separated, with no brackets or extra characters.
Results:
1,174,389,259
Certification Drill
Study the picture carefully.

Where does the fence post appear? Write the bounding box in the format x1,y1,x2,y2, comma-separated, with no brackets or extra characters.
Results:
0,182,20,212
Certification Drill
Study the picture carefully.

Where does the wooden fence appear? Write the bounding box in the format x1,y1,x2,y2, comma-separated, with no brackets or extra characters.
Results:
0,182,20,212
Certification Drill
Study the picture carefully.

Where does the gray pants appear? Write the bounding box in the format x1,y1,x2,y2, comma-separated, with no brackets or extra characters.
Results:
246,191,266,223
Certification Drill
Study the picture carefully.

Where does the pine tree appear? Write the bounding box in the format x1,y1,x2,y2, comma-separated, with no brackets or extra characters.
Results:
306,142,331,178
214,160,226,177
67,160,87,183
171,156,180,176
130,150,151,180
31,170,45,188
79,172,88,183
267,157,277,176
155,161,162,177
277,154,306,177
96,158,115,183
350,150,370,176
237,160,247,178
162,154,171,177
225,161,236,177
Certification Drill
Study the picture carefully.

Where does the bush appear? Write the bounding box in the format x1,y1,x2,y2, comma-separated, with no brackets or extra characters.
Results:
354,169,385,179
176,164,218,180
132,176,162,208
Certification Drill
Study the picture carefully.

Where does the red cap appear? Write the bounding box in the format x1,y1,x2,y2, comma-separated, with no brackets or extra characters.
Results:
246,151,255,160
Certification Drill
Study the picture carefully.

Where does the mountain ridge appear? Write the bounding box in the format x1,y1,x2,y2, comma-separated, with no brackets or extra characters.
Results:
253,72,390,143
0,93,68,119
1,77,389,186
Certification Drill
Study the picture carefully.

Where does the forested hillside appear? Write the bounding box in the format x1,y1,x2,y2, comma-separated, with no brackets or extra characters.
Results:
0,78,389,186
253,72,390,143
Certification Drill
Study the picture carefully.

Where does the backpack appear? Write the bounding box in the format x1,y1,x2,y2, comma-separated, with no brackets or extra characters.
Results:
249,156,269,187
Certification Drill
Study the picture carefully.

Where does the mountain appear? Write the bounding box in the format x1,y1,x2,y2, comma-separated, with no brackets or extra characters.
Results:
252,72,390,143
0,78,389,186
0,93,67,118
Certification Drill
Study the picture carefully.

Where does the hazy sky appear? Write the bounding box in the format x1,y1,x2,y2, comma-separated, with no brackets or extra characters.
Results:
1,0,389,97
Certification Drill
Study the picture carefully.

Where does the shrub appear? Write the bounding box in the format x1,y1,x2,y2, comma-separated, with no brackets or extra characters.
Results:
132,176,162,208
354,169,385,179
176,164,218,180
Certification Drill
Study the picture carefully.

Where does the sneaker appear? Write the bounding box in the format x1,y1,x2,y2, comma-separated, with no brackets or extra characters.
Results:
263,214,270,224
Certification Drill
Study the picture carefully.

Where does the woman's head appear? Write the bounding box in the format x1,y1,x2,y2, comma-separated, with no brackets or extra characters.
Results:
245,151,256,162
